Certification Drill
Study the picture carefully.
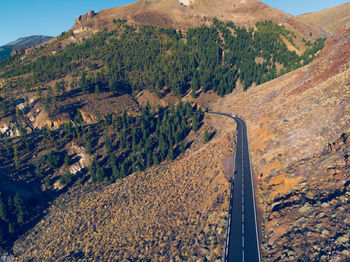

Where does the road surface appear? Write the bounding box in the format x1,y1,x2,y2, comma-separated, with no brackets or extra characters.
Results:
208,112,260,262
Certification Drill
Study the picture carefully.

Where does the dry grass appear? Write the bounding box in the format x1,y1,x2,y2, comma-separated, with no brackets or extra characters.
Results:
13,115,235,261
297,3,350,34
209,27,350,261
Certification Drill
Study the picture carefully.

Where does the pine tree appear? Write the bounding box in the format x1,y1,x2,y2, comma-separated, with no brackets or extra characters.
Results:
97,167,105,182
120,162,127,178
191,75,199,98
179,141,186,153
13,145,20,170
89,156,98,176
192,114,199,132
8,223,14,234
152,151,159,165
36,86,42,99
203,129,210,144
35,160,43,177
64,152,69,166
0,198,7,222
14,193,24,224
86,139,92,155
167,146,174,160
0,226,4,242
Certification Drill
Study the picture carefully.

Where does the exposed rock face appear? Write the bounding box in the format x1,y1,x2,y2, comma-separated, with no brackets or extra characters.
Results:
211,26,350,261
75,10,96,27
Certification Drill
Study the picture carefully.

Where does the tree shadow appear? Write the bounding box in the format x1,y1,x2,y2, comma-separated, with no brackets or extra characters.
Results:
209,130,216,141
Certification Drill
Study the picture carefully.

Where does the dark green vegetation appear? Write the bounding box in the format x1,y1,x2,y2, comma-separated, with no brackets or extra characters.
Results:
88,102,203,182
0,20,325,99
0,102,202,248
0,47,12,62
0,19,326,249
0,192,26,245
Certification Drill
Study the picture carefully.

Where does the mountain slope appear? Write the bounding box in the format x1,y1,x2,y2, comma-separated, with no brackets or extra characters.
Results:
12,115,233,261
210,25,350,261
73,0,328,41
8,25,349,261
0,35,53,61
0,1,346,260
297,3,350,34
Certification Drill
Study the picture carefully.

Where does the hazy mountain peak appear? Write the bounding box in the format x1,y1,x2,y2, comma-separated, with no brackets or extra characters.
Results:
0,35,53,61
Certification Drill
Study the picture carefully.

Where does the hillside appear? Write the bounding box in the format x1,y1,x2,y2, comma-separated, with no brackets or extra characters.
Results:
0,0,347,260
12,119,233,261
210,25,350,261
297,3,350,34
0,35,53,61
0,19,325,139
4,24,348,261
72,0,328,42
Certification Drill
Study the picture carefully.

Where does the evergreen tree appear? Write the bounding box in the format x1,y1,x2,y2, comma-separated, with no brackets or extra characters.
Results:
86,139,92,155
203,129,210,144
13,145,20,170
14,193,25,224
64,152,69,166
0,226,4,243
167,146,174,160
179,140,186,153
8,223,14,234
192,114,199,132
120,162,127,178
152,151,159,165
0,199,7,222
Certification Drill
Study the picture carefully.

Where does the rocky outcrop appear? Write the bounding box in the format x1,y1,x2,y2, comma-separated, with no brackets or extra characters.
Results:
74,10,96,28
261,132,350,261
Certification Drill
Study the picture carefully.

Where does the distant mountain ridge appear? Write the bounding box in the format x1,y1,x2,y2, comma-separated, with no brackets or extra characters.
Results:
297,3,350,34
0,35,53,61
297,3,350,33
71,0,328,40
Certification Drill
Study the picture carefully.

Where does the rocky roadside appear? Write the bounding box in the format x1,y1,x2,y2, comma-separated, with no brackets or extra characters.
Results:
211,26,350,261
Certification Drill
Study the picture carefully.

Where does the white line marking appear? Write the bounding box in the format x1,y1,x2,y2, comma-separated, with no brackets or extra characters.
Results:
243,118,262,262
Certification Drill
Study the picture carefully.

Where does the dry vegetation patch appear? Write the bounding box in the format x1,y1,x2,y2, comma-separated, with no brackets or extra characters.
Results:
210,27,350,261
13,117,234,261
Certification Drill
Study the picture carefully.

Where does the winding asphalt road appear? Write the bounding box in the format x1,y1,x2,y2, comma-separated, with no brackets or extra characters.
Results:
208,112,260,262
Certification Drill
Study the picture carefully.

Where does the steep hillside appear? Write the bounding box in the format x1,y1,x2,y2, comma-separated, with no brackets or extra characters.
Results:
0,19,325,140
0,1,346,260
6,25,349,261
210,25,350,261
12,120,233,261
73,0,328,42
297,3,350,34
0,35,53,61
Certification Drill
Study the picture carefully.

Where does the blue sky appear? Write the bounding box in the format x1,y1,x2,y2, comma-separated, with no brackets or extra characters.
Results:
261,0,349,16
1,0,349,46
